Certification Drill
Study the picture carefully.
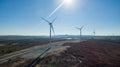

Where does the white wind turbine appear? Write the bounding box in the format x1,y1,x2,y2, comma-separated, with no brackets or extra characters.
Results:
76,26,84,40
93,30,96,39
41,17,56,46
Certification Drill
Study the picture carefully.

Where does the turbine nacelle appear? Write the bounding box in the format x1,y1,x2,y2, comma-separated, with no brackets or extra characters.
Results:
76,26,84,30
41,17,56,36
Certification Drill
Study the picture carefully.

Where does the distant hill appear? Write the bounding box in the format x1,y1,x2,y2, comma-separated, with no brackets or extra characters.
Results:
0,35,49,41
0,35,120,41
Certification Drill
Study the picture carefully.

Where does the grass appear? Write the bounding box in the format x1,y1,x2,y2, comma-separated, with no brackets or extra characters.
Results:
37,52,78,67
0,45,22,56
64,39,120,67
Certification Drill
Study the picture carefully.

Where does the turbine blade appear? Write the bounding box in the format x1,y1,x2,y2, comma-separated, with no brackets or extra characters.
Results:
51,24,55,37
76,27,80,30
80,26,84,30
41,17,50,23
51,17,57,23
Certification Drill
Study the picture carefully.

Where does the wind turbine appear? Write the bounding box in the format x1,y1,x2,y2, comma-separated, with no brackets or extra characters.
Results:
76,26,84,40
93,30,96,39
41,17,56,46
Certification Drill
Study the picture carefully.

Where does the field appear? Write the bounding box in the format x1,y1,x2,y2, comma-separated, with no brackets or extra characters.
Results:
0,38,65,57
64,39,120,67
0,36,120,67
34,39,120,67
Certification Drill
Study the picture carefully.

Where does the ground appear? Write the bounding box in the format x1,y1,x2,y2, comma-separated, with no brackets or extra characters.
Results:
36,39,120,67
64,39,120,67
0,39,120,67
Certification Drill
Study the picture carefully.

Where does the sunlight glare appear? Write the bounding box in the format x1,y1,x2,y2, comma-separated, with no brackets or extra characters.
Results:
64,0,74,6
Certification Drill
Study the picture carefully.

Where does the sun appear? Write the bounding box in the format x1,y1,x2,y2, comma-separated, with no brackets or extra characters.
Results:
64,0,74,6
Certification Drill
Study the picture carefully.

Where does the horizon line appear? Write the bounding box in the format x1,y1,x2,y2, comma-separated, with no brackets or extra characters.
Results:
0,34,120,36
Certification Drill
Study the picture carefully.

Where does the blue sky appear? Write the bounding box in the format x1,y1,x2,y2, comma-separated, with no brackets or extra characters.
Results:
0,0,120,36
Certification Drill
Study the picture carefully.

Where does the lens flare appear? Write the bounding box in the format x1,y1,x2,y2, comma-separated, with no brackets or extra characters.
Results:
47,0,74,18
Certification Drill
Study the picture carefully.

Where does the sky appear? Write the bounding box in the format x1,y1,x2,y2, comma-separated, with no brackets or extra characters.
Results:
0,0,120,36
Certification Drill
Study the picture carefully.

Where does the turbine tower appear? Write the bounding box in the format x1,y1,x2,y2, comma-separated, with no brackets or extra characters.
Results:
76,26,84,40
93,30,96,39
41,17,56,46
